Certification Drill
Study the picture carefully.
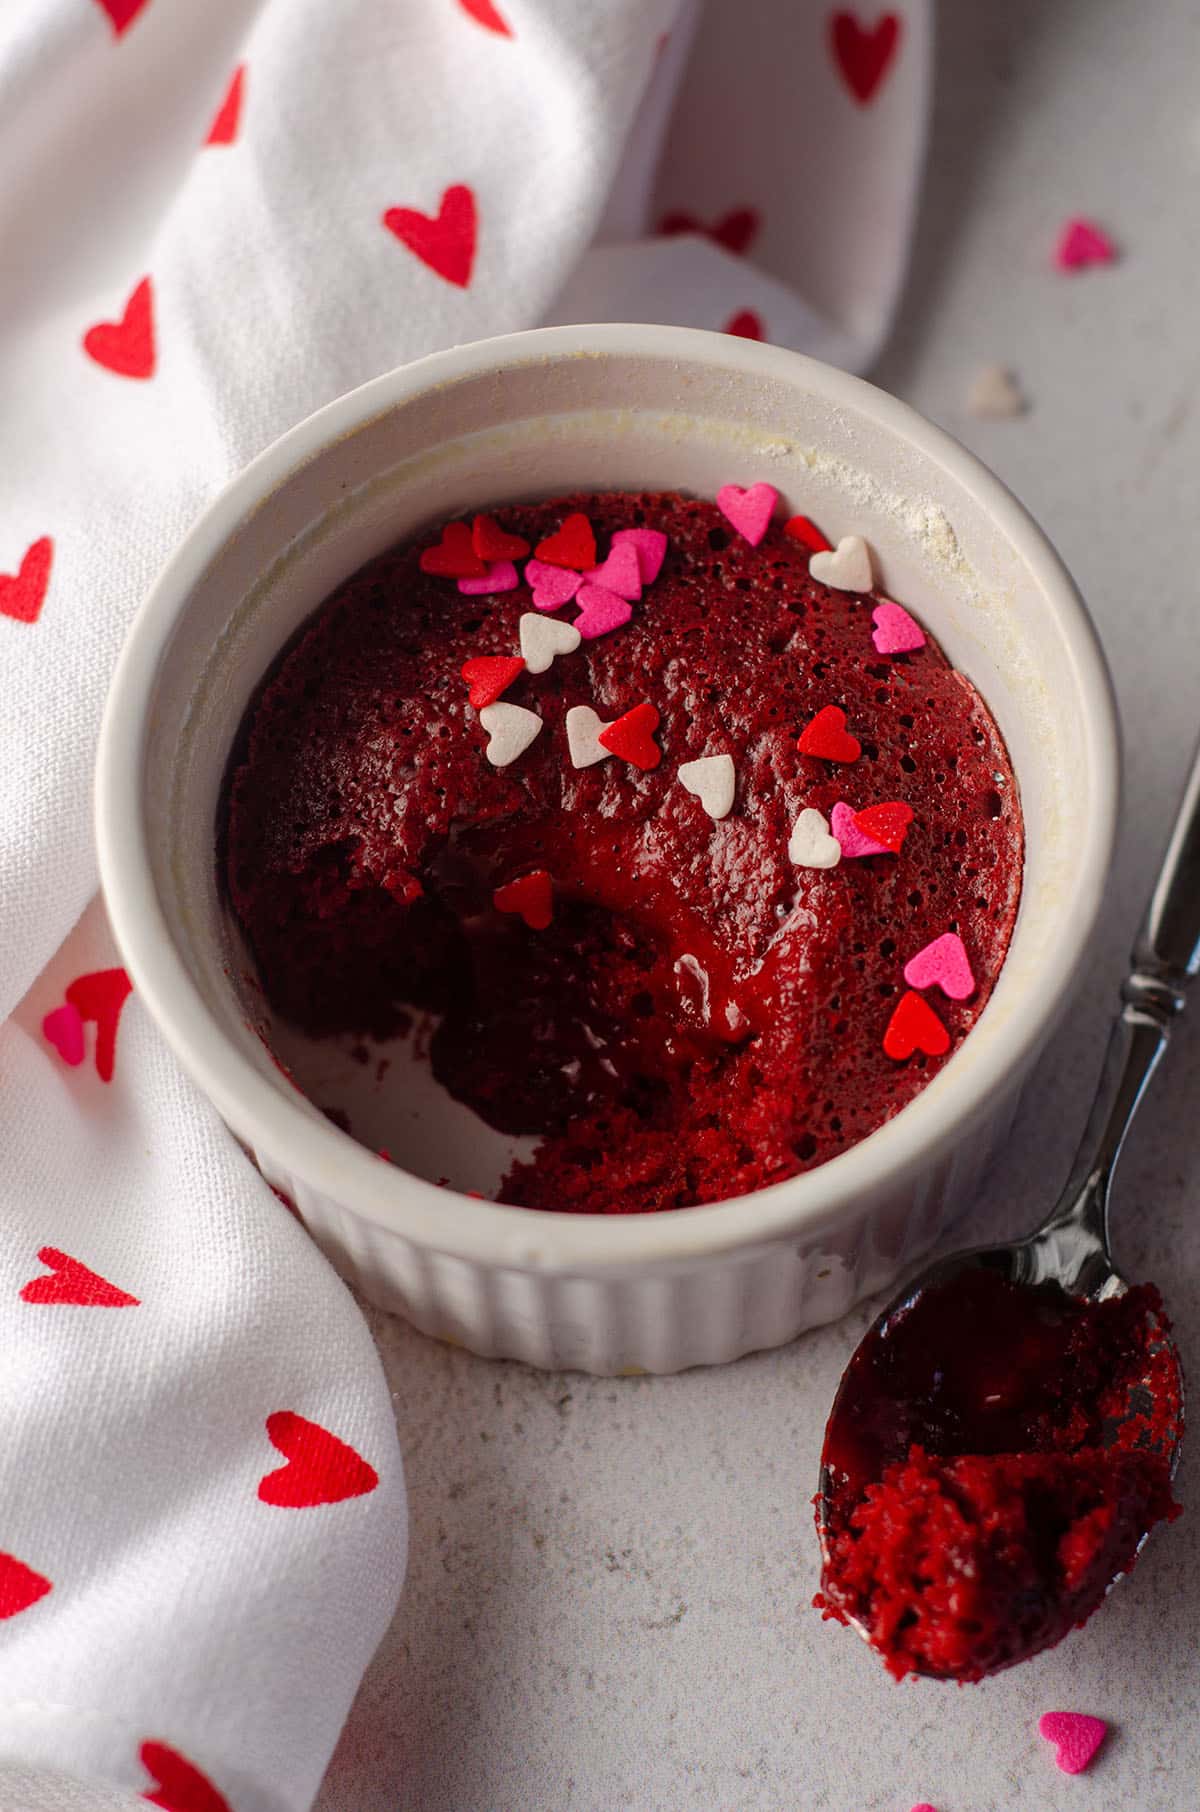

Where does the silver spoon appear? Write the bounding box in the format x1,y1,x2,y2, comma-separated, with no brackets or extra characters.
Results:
816,738,1199,1674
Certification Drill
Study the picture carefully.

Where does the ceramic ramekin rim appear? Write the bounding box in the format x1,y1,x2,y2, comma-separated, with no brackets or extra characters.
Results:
95,323,1120,1274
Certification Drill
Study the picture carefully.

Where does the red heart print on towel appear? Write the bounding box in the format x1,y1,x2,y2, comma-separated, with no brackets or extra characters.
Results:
83,277,156,379
140,1742,232,1812
724,309,763,340
383,184,477,289
0,536,53,624
659,207,760,256
258,1411,380,1508
204,66,245,147
21,1248,139,1308
95,0,151,35
0,1554,52,1620
459,0,513,36
61,967,133,1082
42,1003,85,1066
830,12,901,104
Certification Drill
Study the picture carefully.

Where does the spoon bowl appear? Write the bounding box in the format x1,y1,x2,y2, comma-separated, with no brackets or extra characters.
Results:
815,738,1200,1680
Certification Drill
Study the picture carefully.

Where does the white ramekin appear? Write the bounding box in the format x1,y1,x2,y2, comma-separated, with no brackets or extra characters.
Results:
95,325,1119,1374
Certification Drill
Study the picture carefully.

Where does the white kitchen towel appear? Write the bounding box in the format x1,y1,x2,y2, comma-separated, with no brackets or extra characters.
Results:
0,3,927,1809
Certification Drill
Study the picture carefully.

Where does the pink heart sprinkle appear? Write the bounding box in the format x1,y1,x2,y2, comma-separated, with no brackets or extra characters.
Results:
525,558,583,612
830,800,891,859
910,1805,939,1812
612,527,668,585
872,599,926,654
1039,1712,1107,1776
1055,218,1116,271
457,559,518,595
716,482,778,547
904,932,976,1000
43,1002,85,1067
573,582,633,640
585,540,642,601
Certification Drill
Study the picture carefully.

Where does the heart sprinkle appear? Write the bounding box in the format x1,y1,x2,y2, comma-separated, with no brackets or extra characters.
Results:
612,527,668,585
519,612,580,674
784,514,833,554
798,704,861,764
421,522,486,578
597,702,662,771
457,559,519,596
830,801,892,859
472,513,530,561
479,701,543,767
968,364,1027,420
677,754,735,821
715,482,778,547
585,540,642,601
809,534,874,593
461,655,524,709
854,801,914,853
871,599,925,654
534,512,597,571
883,990,950,1061
1054,219,1116,272
904,932,976,1001
494,870,553,930
525,558,583,612
1039,1712,1107,1776
565,705,609,769
573,582,633,640
788,808,842,869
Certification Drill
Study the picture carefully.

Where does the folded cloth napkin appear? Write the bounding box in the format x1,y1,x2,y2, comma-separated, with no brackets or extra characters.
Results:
0,2,926,1807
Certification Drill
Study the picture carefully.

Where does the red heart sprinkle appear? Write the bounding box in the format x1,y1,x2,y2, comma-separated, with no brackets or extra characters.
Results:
534,512,597,571
461,655,524,709
139,1741,232,1812
204,65,244,147
383,183,478,289
494,870,553,930
883,989,950,1061
257,1410,379,1508
830,10,902,105
798,704,861,763
597,702,662,771
20,1247,139,1308
472,513,530,561
65,967,132,1082
0,536,53,624
420,521,486,578
82,276,156,380
724,309,764,340
659,206,761,256
853,800,913,852
784,514,833,554
0,1554,52,1620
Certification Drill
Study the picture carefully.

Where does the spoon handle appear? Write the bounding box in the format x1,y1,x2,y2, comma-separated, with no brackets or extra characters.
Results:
1042,741,1200,1253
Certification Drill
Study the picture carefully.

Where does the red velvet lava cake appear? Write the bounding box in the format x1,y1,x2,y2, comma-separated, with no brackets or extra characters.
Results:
223,486,1023,1212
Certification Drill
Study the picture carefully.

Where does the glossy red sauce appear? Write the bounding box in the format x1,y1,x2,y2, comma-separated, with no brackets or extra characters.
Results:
223,491,1023,1211
817,1268,1182,1680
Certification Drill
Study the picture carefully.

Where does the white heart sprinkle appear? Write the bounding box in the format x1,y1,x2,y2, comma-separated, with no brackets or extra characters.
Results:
808,534,874,594
565,704,611,769
788,807,842,869
519,612,581,674
967,364,1027,419
677,753,735,821
479,702,543,768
